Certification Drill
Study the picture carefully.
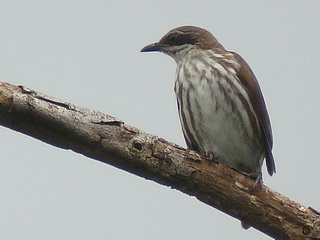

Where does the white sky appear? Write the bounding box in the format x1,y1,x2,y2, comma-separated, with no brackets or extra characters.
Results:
1,1,320,239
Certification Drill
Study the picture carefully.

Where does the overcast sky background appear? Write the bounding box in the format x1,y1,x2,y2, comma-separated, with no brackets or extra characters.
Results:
1,1,320,239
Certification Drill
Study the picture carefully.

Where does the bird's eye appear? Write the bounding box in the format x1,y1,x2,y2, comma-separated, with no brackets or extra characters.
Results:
167,33,178,44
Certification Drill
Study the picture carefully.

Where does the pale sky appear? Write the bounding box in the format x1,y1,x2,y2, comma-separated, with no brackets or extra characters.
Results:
1,1,320,239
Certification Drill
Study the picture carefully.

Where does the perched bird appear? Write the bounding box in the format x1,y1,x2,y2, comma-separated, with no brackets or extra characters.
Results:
141,26,275,182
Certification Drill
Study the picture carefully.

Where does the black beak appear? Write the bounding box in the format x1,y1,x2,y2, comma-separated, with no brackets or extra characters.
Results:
140,42,162,52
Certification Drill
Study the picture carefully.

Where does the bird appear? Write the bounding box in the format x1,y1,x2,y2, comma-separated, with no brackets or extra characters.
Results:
141,26,275,183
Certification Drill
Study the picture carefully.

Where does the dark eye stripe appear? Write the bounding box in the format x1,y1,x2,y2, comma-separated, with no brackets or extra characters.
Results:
167,33,178,43
167,33,196,46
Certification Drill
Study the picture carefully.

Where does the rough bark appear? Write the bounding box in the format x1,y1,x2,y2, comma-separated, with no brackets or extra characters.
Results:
0,81,319,240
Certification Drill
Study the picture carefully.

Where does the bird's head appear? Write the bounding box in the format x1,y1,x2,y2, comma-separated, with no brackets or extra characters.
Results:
141,26,224,61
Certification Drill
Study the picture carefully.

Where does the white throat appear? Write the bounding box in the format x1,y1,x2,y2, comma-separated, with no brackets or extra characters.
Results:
164,44,196,63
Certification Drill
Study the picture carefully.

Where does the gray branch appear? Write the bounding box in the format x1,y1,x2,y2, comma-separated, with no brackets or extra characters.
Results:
0,82,319,240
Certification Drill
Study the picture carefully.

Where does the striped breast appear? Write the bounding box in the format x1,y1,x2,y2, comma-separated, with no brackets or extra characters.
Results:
174,50,264,175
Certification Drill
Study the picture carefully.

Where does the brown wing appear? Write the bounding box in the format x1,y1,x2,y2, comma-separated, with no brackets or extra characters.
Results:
232,52,276,175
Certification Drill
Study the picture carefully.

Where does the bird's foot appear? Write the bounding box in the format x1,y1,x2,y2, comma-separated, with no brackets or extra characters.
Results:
247,171,263,193
205,150,217,166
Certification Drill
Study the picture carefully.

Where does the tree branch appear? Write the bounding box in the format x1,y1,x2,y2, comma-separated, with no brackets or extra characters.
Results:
0,81,319,240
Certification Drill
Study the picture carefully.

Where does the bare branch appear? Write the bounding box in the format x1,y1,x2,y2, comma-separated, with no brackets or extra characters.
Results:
0,82,319,239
